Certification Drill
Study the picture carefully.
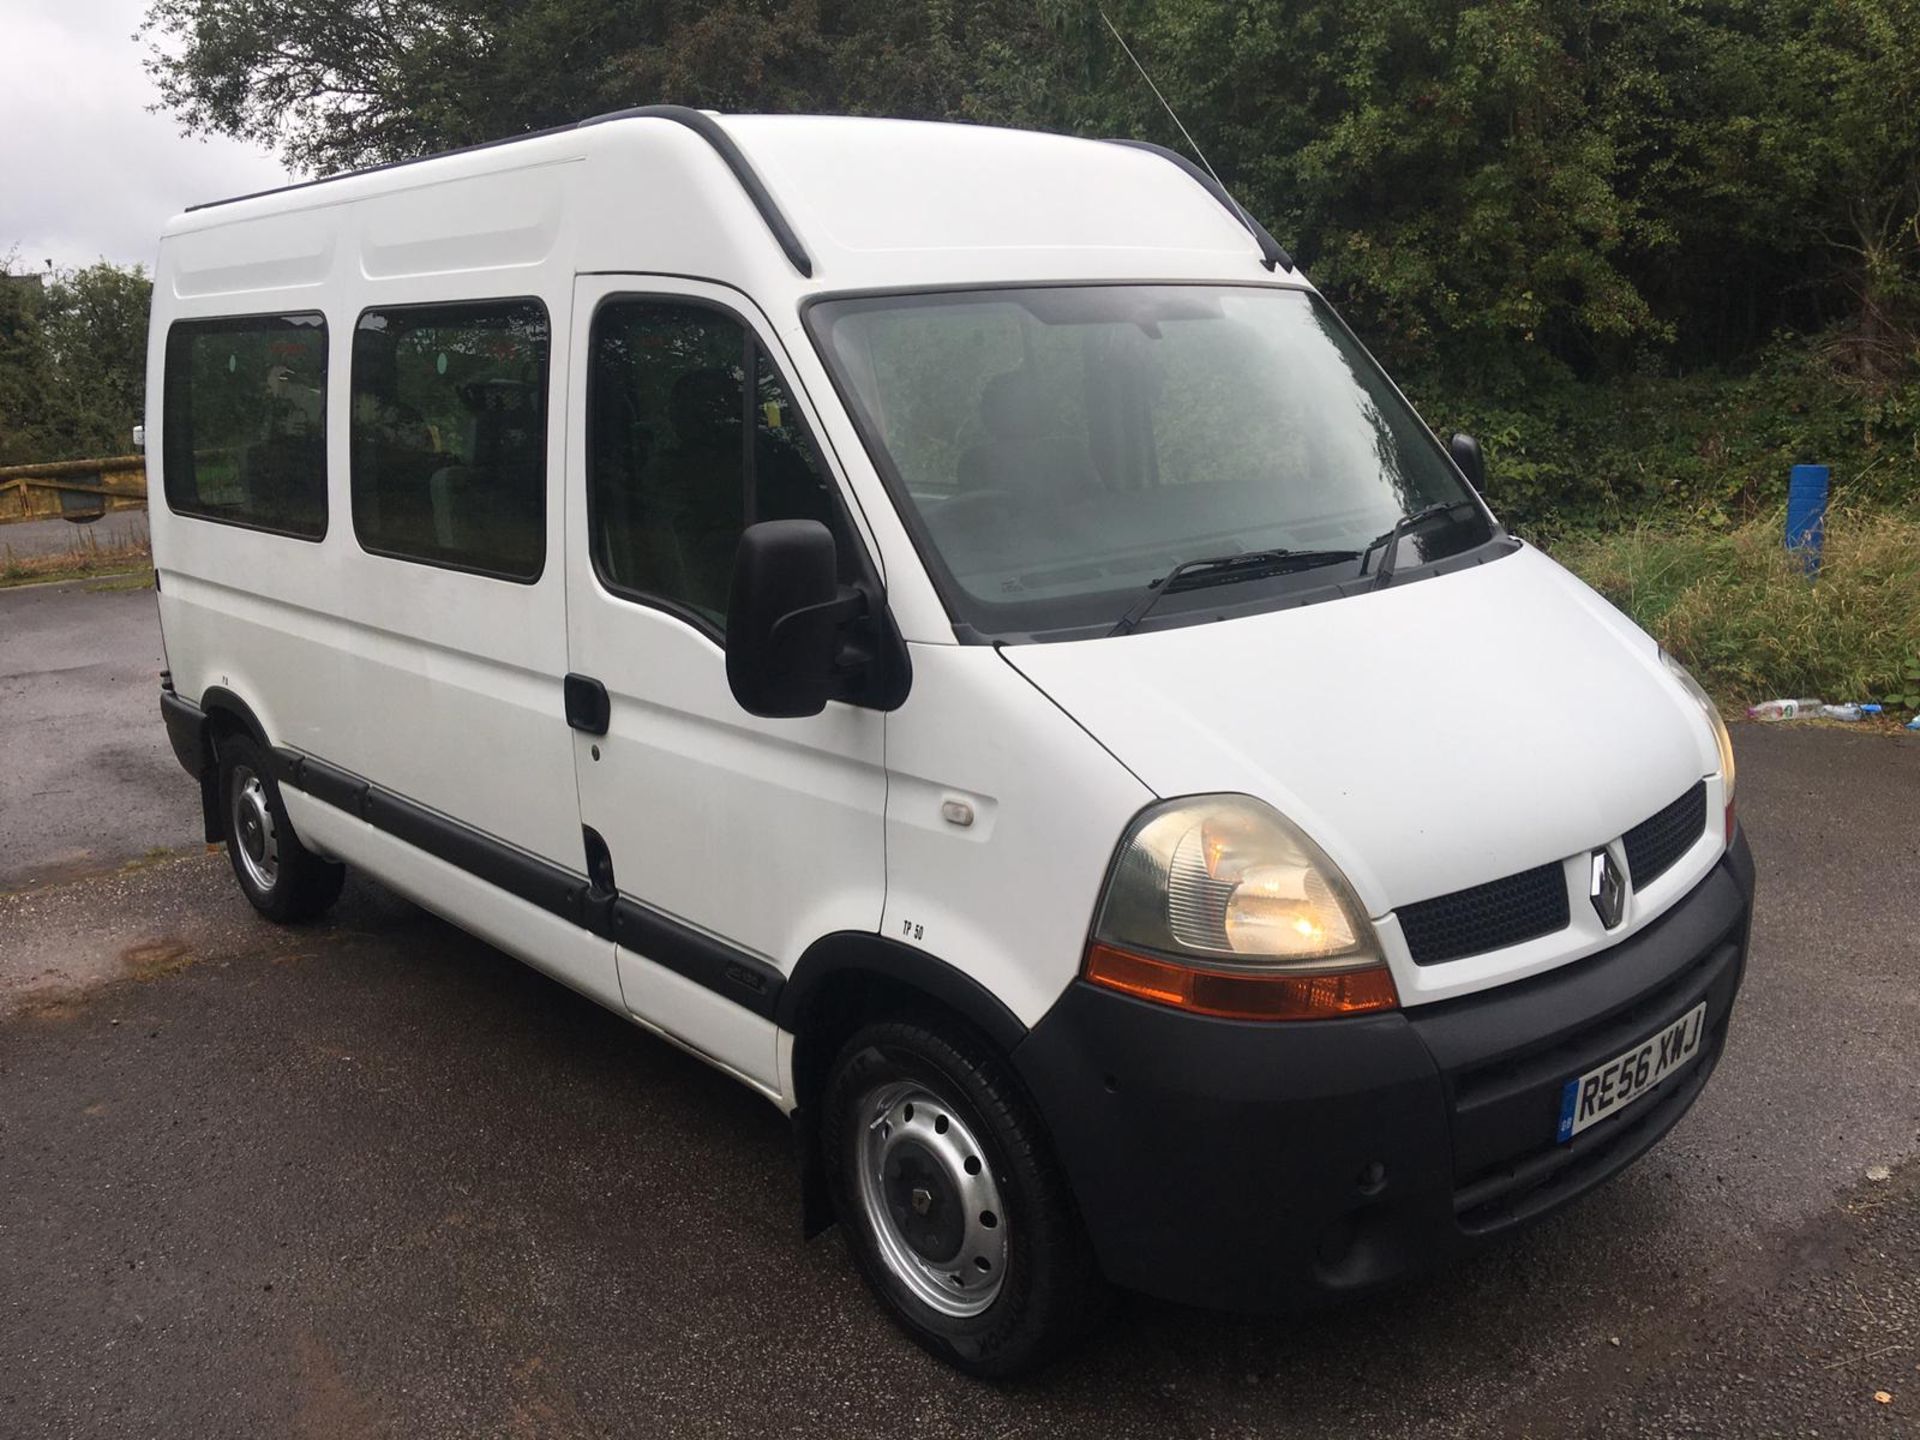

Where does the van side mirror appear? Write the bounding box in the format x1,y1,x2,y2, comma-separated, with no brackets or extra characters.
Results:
725,519,866,719
1449,432,1486,492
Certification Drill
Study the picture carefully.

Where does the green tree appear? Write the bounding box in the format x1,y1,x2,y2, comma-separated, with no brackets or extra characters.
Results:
0,260,152,464
139,0,1920,404
1081,0,1678,384
140,0,1089,176
0,263,55,464
1724,0,1920,378
41,263,154,457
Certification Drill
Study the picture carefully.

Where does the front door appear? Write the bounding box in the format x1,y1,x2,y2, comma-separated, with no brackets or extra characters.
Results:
563,276,889,1093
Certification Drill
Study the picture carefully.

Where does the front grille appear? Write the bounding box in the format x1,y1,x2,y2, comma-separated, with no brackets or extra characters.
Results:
1398,862,1570,966
1623,781,1708,888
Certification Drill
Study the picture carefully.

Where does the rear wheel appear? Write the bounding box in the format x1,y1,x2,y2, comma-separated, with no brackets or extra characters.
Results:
218,732,344,922
822,1017,1109,1378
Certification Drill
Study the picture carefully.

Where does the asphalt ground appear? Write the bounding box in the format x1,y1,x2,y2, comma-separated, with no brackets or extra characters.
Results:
0,576,201,893
1,583,1916,1437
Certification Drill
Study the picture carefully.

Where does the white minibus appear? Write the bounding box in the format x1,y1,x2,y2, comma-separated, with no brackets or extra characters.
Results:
151,107,1752,1376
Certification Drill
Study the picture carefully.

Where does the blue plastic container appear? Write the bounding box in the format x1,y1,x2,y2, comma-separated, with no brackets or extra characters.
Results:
1786,464,1829,574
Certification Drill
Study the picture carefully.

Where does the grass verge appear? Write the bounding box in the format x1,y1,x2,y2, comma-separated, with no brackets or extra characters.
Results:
0,531,152,588
1551,506,1920,712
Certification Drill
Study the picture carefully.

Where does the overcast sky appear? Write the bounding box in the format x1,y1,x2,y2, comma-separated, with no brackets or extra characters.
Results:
1,0,292,274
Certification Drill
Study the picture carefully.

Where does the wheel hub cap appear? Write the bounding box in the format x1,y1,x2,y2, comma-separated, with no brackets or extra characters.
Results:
230,766,280,892
856,1081,1007,1317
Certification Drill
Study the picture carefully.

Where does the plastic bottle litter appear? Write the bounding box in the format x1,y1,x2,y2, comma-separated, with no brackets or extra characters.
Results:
1907,714,1920,731
1818,703,1883,721
1747,698,1824,720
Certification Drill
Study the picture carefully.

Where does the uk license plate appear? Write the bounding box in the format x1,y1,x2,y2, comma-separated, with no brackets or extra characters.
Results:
1556,1001,1707,1143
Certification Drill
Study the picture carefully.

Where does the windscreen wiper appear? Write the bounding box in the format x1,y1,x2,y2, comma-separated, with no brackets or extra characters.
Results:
1360,500,1481,591
1109,548,1362,637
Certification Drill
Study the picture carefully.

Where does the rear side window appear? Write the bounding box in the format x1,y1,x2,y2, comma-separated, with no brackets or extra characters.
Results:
587,298,844,629
162,313,328,539
350,299,549,581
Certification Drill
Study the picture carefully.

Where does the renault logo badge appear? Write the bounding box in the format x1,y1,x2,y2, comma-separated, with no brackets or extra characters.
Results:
1590,849,1627,929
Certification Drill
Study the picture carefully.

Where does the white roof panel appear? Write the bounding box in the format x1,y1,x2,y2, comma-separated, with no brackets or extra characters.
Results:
719,116,1260,264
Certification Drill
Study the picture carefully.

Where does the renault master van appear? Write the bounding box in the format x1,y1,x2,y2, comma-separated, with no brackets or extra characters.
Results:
151,107,1753,1376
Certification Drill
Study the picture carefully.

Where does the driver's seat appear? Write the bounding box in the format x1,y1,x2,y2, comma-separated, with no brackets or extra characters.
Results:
956,370,1098,496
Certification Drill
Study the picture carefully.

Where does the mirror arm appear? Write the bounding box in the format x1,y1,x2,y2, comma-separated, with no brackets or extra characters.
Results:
767,587,865,647
766,586,876,683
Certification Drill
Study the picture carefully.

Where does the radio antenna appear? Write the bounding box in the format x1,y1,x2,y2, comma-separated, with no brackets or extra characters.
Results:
1099,8,1245,224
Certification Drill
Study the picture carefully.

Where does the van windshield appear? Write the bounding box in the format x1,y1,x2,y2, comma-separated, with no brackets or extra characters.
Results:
807,285,1497,641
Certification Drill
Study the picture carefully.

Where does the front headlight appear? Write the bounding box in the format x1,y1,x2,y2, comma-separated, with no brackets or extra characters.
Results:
1085,795,1397,1020
1660,650,1736,841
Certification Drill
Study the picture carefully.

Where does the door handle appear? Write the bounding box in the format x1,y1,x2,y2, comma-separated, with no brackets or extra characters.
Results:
564,673,610,735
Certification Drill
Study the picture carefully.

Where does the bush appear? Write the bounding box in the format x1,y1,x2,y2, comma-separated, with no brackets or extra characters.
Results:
1550,506,1920,707
1410,336,1920,534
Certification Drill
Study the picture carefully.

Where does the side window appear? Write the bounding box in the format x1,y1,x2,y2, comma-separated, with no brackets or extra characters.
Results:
588,299,843,628
350,299,549,581
162,313,328,539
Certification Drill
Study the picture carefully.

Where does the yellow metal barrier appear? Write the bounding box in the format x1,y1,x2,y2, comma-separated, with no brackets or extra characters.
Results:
0,455,147,525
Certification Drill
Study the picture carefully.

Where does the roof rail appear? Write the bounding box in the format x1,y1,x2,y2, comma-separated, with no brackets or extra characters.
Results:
1106,139,1293,272
184,105,814,279
184,120,583,216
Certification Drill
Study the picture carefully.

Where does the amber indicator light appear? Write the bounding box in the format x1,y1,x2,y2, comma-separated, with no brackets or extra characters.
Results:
1083,942,1398,1020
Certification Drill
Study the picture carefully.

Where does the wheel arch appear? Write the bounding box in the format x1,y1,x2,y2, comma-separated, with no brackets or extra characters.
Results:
191,686,273,842
780,932,1031,1236
200,685,271,747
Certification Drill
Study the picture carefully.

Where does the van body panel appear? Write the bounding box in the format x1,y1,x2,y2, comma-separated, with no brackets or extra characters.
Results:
616,954,782,1103
878,644,1154,1029
565,594,888,1034
151,186,586,879
166,213,337,297
563,275,888,1090
281,788,619,1009
721,115,1257,267
358,167,570,278
1002,546,1725,1003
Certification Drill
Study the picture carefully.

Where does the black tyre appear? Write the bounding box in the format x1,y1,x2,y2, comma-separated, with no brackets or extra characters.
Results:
218,731,345,922
821,1017,1109,1378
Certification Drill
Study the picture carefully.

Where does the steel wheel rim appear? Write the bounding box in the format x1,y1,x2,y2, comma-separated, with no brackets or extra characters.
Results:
855,1080,1008,1318
230,765,279,892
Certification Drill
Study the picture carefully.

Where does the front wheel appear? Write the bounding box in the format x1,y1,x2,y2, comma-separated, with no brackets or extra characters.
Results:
821,1017,1109,1378
219,732,344,922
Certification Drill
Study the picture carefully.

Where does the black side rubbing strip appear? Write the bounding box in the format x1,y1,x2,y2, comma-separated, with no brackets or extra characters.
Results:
612,898,786,1022
185,105,814,280
280,751,370,819
368,786,589,924
270,748,784,1017
1106,139,1293,271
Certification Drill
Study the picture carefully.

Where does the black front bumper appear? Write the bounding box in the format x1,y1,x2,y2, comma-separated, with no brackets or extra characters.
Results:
1012,830,1755,1313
